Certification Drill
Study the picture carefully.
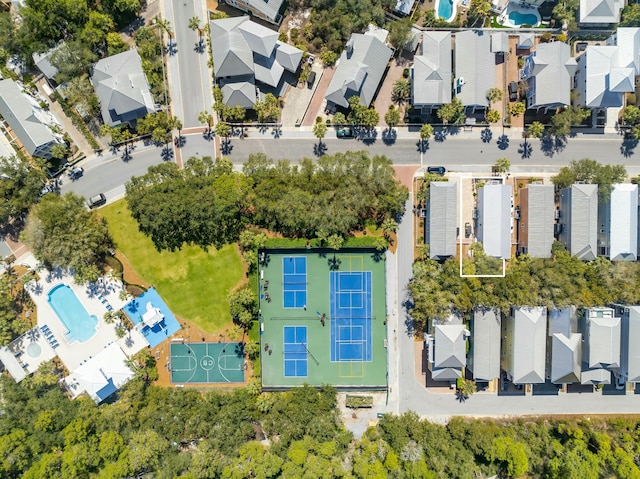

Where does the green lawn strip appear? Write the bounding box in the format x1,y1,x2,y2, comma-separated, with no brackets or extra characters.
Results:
100,200,243,332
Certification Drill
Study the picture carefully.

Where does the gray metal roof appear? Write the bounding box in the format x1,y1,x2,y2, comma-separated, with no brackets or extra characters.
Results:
454,30,495,108
275,41,303,73
325,33,393,108
548,307,577,338
220,78,256,108
427,181,457,259
524,42,576,110
245,0,285,23
92,49,155,127
254,53,284,87
619,305,640,382
238,21,278,58
0,79,59,159
469,308,501,381
32,43,66,80
522,184,555,258
609,183,638,261
394,0,416,15
434,323,466,369
491,32,509,53
517,33,535,49
581,367,611,384
411,31,452,107
511,306,547,384
477,184,511,259
551,333,582,384
210,18,255,78
579,0,623,23
584,308,621,370
559,184,598,260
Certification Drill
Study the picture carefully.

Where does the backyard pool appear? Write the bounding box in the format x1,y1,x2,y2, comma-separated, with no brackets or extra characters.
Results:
48,284,98,343
436,0,455,21
509,11,538,25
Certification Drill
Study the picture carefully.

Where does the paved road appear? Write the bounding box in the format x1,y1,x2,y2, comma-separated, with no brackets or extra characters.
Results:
163,0,212,129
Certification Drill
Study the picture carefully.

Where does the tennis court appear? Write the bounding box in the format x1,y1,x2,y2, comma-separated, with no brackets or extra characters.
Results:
282,256,307,308
283,326,308,377
170,342,245,384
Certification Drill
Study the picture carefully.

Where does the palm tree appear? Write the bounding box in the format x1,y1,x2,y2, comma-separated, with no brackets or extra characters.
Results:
115,324,127,339
188,16,201,36
153,16,173,35
392,79,411,105
312,120,327,144
103,311,117,324
198,110,213,130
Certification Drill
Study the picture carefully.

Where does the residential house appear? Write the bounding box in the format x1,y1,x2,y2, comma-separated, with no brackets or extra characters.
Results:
477,183,512,259
426,181,457,260
580,307,620,385
579,0,624,26
517,33,535,51
454,30,496,111
220,0,284,25
520,42,577,111
210,16,302,107
411,31,452,113
91,49,155,127
490,32,509,54
606,27,640,73
597,183,638,260
549,307,581,384
558,184,598,260
517,184,555,258
0,79,62,159
32,42,67,85
325,30,393,109
502,306,547,384
468,308,501,382
613,304,640,384
575,45,635,111
395,0,417,16
426,313,468,382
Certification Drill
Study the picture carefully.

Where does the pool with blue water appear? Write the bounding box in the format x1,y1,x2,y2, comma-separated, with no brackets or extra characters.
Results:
437,0,454,20
48,284,98,343
509,10,538,25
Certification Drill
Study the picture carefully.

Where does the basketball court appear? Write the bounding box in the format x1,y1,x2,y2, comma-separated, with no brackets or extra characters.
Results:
170,342,245,384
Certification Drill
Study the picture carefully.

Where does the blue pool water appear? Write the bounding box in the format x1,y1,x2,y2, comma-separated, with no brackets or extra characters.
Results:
48,284,98,343
437,0,454,20
509,11,538,25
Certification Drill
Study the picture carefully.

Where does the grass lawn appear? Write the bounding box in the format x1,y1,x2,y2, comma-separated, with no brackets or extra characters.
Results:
100,200,244,333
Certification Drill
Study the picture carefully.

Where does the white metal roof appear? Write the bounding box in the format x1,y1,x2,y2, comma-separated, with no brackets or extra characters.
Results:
411,31,452,107
470,308,501,381
511,306,547,384
609,183,638,261
454,30,495,108
477,184,511,259
428,181,457,259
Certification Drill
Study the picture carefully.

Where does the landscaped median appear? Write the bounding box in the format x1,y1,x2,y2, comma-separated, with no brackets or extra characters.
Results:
99,199,244,333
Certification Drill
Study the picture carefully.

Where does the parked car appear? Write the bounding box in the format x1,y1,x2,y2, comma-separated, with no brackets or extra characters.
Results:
87,193,106,209
68,166,83,180
508,81,518,102
427,166,446,175
336,127,355,138
307,70,316,88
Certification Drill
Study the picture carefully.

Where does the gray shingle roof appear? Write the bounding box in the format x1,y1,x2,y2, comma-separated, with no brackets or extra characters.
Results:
92,49,155,127
609,183,638,261
427,181,457,259
325,33,393,108
0,79,59,159
551,333,582,384
559,184,598,260
454,30,495,109
522,184,555,258
477,184,511,259
511,307,547,384
411,31,452,107
584,308,621,370
469,308,501,381
524,42,577,110
580,0,623,23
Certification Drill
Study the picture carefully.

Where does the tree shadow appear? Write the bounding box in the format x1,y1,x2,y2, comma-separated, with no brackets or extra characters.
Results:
221,138,233,155
167,41,178,56
272,125,282,138
416,138,430,154
174,134,186,148
121,147,132,162
621,136,638,158
518,140,533,159
540,134,567,157
328,254,341,271
456,391,468,403
313,140,327,157
258,124,269,134
433,129,448,143
497,135,509,150
381,128,397,145
481,128,493,143
161,146,174,161
194,39,205,54
359,128,378,145
203,128,214,141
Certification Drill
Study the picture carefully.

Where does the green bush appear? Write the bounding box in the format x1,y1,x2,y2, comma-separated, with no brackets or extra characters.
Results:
345,395,373,408
52,91,101,151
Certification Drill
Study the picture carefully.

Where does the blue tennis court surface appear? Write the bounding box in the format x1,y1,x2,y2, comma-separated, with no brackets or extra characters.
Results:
283,326,308,377
283,257,307,308
330,272,372,362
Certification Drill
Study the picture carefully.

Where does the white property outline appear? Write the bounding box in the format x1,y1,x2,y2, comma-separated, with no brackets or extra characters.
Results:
458,175,507,278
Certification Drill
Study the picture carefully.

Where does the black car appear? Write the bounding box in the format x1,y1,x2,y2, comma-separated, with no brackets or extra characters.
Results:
508,81,518,102
427,166,446,175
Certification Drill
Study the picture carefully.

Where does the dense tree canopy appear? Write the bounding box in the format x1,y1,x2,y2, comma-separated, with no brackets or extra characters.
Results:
243,151,408,239
551,158,626,201
20,193,112,283
0,155,47,225
409,241,640,330
125,157,251,251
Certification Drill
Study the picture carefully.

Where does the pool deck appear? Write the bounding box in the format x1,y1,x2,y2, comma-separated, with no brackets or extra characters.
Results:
24,262,147,371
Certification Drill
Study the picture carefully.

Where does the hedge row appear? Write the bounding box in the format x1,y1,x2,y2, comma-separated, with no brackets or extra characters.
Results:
263,236,382,249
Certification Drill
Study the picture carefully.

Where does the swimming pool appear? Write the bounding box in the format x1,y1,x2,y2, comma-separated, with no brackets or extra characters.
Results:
48,284,98,343
436,0,455,21
509,11,538,25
